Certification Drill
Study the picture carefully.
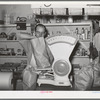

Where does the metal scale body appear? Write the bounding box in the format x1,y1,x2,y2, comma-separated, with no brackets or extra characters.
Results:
37,34,77,87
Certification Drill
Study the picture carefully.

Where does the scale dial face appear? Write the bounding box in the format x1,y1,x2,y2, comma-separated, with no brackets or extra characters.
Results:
53,60,70,76
46,35,77,46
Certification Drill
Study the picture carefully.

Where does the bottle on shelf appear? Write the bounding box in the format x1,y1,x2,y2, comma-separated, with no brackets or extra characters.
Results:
75,28,79,39
79,33,82,40
68,16,73,23
75,49,80,56
81,28,85,40
11,48,16,56
52,31,54,35
57,31,61,35
87,31,90,39
22,49,26,56
79,48,83,56
82,48,86,56
85,28,88,40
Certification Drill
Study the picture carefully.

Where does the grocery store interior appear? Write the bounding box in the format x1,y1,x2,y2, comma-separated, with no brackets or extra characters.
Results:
0,1,100,91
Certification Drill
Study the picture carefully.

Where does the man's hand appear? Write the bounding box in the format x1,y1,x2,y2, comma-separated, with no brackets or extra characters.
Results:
25,65,32,70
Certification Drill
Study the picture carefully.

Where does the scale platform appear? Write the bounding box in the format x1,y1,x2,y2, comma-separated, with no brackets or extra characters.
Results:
37,74,72,87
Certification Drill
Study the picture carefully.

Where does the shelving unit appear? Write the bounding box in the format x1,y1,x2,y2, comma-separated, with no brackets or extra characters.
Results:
0,22,92,68
0,24,29,65
73,56,89,58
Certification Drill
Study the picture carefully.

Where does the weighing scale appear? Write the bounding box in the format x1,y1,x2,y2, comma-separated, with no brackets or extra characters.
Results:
37,34,77,87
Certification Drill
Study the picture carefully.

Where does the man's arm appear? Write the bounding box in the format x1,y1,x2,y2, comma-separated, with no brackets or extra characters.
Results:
17,32,35,40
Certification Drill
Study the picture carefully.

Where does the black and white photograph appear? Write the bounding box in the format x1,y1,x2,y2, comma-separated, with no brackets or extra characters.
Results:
0,0,100,99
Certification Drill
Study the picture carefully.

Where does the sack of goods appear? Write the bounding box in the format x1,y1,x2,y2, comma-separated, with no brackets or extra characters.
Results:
74,57,100,90
23,65,37,89
93,57,100,87
74,64,94,91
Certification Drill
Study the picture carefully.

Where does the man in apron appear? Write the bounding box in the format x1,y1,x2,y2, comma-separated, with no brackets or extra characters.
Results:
17,24,54,90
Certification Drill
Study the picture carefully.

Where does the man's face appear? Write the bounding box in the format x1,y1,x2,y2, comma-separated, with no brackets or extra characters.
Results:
35,26,45,38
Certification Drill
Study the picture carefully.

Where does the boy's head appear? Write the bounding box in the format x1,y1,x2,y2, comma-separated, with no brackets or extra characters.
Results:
35,24,48,38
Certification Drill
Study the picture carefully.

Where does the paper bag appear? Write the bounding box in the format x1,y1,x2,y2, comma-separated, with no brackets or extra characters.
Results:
23,65,37,88
74,65,94,91
93,57,100,87
30,37,53,69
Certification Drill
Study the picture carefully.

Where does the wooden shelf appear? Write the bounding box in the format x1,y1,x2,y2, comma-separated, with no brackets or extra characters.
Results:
44,23,91,26
36,14,83,17
0,56,27,58
0,22,91,28
79,39,90,42
0,24,30,28
73,56,89,58
0,40,19,42
0,24,16,27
